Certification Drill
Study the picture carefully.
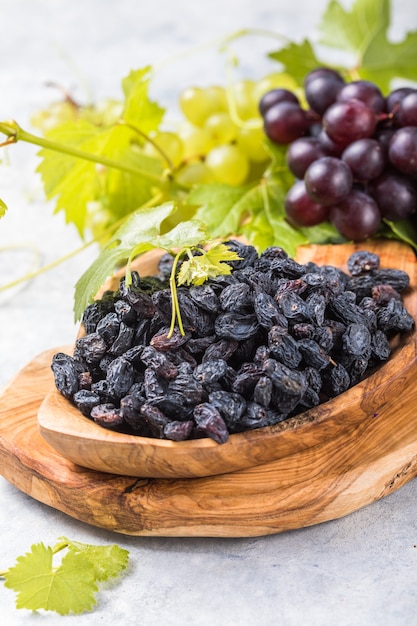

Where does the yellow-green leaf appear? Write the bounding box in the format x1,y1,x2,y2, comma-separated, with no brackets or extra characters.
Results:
4,543,97,615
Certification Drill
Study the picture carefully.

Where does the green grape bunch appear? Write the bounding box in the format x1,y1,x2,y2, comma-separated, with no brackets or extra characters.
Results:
145,73,297,188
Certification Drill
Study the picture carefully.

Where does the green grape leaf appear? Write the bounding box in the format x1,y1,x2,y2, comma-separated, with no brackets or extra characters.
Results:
268,39,322,85
157,219,208,250
0,197,7,218
36,66,164,236
359,29,417,92
177,243,241,286
318,0,389,56
37,119,162,236
188,183,250,236
74,201,177,320
380,218,417,250
36,121,101,232
187,162,301,255
239,179,308,257
241,210,307,257
3,542,98,615
100,143,163,222
298,220,347,245
318,0,417,90
121,66,165,133
268,0,417,92
62,537,129,582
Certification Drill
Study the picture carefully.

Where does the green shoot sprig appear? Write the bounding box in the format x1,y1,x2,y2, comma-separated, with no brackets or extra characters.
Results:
167,242,242,337
0,537,129,615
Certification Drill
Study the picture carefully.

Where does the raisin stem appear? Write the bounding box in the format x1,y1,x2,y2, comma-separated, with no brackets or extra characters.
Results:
167,248,186,339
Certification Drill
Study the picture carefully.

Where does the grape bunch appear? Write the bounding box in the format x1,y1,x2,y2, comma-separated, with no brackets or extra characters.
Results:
260,68,417,241
146,73,297,187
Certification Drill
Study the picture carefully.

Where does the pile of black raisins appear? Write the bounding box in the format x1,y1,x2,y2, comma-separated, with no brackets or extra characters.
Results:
51,241,414,444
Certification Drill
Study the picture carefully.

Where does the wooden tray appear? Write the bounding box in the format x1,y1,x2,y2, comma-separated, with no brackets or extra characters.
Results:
1,240,417,537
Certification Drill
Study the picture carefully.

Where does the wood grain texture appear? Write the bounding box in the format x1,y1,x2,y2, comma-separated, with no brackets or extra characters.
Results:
1,240,417,536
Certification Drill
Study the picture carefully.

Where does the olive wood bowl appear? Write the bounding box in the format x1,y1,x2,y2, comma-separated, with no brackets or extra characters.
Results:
37,240,417,479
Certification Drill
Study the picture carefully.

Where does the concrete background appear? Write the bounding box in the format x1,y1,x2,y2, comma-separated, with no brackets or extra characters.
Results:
1,0,417,624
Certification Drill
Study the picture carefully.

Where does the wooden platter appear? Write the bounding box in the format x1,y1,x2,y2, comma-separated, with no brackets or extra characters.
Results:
1,240,417,536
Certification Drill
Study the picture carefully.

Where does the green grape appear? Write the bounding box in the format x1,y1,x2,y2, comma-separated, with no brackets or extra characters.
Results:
143,131,184,168
204,112,237,145
205,85,228,113
178,122,213,159
230,79,260,121
205,144,249,186
236,126,269,163
176,160,215,186
179,86,227,126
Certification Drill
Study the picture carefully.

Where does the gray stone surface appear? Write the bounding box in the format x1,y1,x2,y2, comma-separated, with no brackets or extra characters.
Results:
1,0,417,624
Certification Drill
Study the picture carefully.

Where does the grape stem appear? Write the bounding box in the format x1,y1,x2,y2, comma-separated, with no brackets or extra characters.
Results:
0,120,162,182
167,248,187,338
152,27,290,73
116,119,175,172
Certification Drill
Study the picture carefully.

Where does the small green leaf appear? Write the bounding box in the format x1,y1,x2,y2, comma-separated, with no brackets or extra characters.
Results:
177,243,240,287
268,39,322,85
0,198,7,218
61,537,129,582
4,542,97,615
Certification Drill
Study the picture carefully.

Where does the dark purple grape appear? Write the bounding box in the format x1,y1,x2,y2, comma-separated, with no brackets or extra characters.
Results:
323,99,377,145
341,138,386,181
259,88,299,116
329,190,381,241
304,156,353,206
388,126,417,175
303,67,345,87
336,80,385,114
308,121,323,138
286,137,328,178
317,129,345,157
304,73,345,116
373,126,395,155
263,101,309,144
385,87,416,114
285,180,330,226
370,171,417,220
395,92,417,127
